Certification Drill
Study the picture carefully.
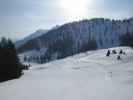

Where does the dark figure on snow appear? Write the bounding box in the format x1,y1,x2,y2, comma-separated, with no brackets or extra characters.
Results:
106,50,110,57
117,55,121,60
119,49,123,54
112,49,117,54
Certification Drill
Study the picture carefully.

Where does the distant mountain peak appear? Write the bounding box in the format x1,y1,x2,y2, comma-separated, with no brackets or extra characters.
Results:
15,29,48,48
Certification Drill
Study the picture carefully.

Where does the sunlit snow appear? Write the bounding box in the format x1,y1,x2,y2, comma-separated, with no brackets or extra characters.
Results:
0,47,133,100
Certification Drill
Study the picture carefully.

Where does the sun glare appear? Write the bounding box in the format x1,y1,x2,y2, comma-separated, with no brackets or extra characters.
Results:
60,0,91,19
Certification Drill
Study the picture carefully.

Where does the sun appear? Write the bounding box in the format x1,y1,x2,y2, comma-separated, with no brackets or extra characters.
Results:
59,0,90,19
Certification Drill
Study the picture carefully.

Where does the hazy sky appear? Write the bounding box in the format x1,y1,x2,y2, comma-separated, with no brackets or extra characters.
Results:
0,0,133,40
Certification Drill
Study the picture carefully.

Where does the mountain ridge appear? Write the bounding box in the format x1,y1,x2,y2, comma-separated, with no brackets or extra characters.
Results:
16,17,133,63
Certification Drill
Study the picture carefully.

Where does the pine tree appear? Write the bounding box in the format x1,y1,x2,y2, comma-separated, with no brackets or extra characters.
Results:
24,55,27,62
120,33,133,47
0,37,23,82
80,39,97,52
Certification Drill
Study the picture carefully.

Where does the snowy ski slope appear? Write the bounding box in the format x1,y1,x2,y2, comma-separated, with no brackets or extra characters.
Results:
0,47,133,100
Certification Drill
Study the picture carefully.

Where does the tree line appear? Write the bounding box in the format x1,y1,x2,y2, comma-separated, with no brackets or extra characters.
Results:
24,38,98,64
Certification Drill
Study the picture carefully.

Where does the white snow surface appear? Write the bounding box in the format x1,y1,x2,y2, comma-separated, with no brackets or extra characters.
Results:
1,47,133,100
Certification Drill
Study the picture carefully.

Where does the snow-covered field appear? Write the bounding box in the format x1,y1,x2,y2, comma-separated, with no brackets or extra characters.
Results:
1,47,133,100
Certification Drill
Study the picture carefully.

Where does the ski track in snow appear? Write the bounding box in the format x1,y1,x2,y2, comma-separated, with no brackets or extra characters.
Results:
1,47,133,100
